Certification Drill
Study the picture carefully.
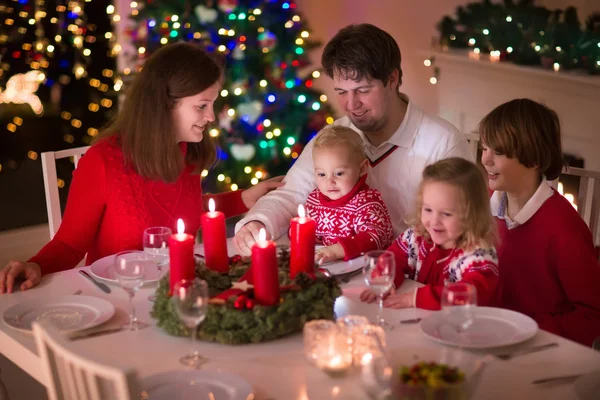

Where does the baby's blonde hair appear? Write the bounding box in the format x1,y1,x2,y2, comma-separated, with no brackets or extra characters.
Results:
407,157,497,250
313,125,366,161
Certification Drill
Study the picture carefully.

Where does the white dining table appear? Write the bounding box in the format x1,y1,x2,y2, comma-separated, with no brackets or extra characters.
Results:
1,242,600,400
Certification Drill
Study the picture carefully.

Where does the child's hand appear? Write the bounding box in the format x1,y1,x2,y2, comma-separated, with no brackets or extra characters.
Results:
315,244,344,264
383,292,414,309
360,287,394,303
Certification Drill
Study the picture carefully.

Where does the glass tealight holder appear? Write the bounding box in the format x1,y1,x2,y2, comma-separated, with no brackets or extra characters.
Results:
314,330,353,377
303,320,337,365
353,324,387,367
336,315,370,365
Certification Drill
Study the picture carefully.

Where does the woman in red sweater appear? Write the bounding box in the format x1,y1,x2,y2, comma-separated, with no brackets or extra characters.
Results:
480,98,600,347
0,43,281,294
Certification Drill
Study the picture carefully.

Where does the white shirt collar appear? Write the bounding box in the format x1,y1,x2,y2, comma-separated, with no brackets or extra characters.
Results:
350,93,421,152
490,177,554,228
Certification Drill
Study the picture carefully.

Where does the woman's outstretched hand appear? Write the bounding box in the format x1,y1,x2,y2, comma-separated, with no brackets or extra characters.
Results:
241,175,285,209
0,261,42,294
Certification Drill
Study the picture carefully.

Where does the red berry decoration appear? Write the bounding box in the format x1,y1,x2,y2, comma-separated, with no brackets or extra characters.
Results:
245,299,255,309
234,295,247,309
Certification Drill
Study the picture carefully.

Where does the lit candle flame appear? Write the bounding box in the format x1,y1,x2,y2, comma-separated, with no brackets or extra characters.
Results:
209,198,215,213
259,228,267,245
298,204,306,218
177,218,185,235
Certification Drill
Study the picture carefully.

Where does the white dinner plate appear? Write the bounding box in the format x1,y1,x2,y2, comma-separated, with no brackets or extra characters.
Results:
89,254,164,284
140,370,253,400
420,306,538,349
2,295,115,335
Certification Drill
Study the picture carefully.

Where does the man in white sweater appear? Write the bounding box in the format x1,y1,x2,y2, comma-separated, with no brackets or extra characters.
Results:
233,23,472,255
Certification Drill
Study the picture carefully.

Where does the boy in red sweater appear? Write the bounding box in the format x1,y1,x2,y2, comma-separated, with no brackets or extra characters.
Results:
480,98,600,347
360,157,499,310
306,126,394,263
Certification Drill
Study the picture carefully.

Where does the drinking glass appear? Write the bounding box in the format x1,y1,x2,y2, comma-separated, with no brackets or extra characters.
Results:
171,279,209,368
441,282,478,333
143,226,171,301
114,250,149,330
363,250,396,331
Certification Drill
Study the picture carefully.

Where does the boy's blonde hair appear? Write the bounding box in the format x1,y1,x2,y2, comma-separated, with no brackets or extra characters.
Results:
313,125,366,161
478,98,565,180
407,157,497,250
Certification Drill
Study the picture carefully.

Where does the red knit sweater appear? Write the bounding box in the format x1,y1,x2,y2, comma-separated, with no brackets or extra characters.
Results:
388,229,499,310
30,138,247,274
495,191,600,346
305,175,394,260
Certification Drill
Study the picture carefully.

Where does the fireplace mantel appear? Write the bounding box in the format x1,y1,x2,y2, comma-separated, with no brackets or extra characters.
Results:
422,49,600,170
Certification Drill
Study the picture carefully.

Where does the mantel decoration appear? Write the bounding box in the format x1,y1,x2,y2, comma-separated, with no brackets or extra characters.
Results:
426,0,600,83
152,246,342,345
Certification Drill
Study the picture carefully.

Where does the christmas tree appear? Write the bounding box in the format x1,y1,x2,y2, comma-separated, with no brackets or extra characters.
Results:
0,0,118,228
0,0,119,170
127,0,335,193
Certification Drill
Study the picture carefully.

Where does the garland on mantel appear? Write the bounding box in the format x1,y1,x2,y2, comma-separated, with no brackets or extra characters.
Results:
432,0,600,77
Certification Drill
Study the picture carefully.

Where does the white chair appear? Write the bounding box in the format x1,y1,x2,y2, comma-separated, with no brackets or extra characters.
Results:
560,166,600,245
463,132,480,162
32,322,140,400
41,147,89,239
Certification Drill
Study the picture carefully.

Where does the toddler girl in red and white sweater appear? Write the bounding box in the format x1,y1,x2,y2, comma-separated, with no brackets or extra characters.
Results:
305,125,394,263
361,157,499,310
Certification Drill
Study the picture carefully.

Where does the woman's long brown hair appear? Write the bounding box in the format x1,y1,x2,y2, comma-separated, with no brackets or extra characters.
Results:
96,43,222,182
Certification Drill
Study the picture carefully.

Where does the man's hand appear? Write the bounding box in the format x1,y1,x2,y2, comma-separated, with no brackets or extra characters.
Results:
241,176,285,209
233,221,269,256
0,261,42,294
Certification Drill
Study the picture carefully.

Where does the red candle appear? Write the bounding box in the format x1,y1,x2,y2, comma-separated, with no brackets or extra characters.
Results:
169,219,195,294
200,198,229,273
252,228,280,306
290,204,316,278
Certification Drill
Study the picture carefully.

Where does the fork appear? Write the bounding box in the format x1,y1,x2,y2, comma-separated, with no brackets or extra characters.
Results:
532,374,583,385
495,342,558,360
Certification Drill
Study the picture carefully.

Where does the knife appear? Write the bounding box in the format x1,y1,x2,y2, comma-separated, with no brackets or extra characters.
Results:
79,270,111,294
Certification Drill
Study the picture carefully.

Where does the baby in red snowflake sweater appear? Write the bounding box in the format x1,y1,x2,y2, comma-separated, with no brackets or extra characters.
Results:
305,125,394,264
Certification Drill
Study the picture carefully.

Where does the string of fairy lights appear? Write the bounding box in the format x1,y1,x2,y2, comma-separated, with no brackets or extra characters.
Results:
0,0,117,182
125,0,335,192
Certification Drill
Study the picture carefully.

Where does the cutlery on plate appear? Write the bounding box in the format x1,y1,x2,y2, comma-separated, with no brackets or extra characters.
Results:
69,327,123,341
399,318,422,324
495,342,558,360
532,374,583,385
339,268,363,283
78,270,112,294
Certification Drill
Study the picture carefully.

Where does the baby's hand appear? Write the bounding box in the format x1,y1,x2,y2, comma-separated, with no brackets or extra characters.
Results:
383,292,414,309
315,244,344,264
360,287,394,303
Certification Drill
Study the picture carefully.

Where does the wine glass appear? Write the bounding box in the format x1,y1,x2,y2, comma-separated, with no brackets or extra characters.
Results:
114,250,150,331
143,226,171,301
441,282,478,334
171,279,209,368
363,250,396,331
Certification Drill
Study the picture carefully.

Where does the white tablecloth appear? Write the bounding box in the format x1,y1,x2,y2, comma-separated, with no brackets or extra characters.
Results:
1,245,600,399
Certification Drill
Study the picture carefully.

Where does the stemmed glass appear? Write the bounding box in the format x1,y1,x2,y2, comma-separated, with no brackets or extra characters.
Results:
143,226,171,301
363,250,396,331
441,282,478,334
171,278,209,368
114,250,150,330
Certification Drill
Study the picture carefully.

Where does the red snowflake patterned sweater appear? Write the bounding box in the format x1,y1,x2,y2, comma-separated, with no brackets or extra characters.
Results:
305,174,394,261
388,228,499,310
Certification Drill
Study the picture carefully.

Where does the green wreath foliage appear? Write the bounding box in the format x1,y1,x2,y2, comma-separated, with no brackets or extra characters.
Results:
151,248,342,345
